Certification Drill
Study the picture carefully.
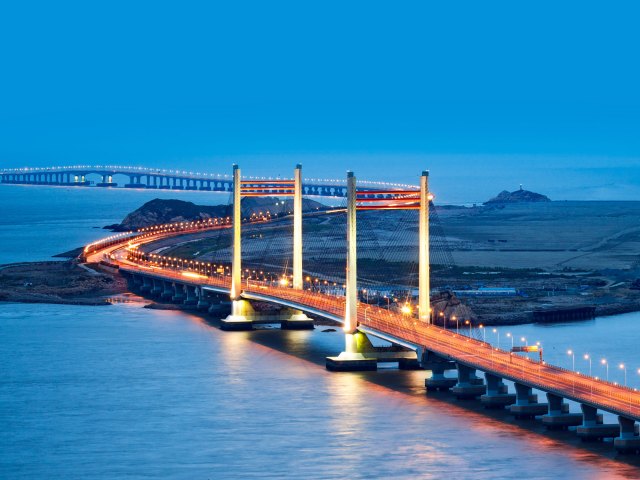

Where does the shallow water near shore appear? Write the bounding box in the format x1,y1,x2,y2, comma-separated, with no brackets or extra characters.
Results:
2,185,640,478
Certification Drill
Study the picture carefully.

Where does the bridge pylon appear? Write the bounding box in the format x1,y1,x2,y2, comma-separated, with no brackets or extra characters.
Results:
327,169,433,371
326,171,378,371
221,164,252,330
221,163,313,331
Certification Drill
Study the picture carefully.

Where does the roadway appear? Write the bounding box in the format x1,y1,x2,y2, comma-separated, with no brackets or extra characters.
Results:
88,230,640,422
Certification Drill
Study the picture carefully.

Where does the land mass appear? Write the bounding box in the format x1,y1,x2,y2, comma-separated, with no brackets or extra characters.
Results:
105,197,328,231
2,196,640,326
484,188,551,204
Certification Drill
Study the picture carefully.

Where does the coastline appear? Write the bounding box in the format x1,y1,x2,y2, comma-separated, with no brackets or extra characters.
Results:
2,259,639,327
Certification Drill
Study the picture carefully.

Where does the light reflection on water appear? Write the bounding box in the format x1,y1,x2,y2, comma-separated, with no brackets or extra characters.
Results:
1,302,640,479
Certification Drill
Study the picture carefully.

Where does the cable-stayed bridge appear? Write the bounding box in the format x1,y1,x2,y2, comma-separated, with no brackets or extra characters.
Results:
63,164,640,453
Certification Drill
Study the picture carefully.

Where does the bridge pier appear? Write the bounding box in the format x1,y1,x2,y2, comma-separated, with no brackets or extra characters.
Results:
220,300,254,331
423,352,457,391
96,175,117,187
509,383,549,419
131,274,144,291
125,175,146,188
326,331,378,371
171,283,186,303
196,287,210,311
280,309,314,330
139,276,153,293
540,392,582,430
615,416,640,453
480,373,516,408
150,279,163,297
451,363,486,399
183,285,198,305
576,404,616,441
160,281,174,301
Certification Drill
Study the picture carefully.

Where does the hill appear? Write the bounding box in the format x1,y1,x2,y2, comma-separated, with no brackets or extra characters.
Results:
484,188,550,204
105,197,328,231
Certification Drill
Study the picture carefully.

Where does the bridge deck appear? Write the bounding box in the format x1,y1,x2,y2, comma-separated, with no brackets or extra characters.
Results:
117,260,640,421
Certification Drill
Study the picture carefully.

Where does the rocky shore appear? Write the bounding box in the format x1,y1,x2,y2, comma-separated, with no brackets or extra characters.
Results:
0,261,127,306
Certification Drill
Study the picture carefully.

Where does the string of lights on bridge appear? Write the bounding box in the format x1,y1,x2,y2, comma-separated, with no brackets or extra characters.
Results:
0,164,419,189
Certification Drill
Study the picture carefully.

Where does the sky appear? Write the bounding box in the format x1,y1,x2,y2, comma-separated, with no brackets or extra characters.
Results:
0,1,639,203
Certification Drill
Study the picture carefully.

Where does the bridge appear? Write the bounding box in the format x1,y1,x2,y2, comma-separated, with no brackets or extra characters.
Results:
0,164,415,198
81,164,640,454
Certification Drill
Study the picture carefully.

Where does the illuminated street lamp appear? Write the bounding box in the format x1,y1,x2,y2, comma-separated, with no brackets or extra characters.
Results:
521,336,527,347
401,304,412,316
584,354,592,377
452,315,458,334
479,324,485,342
601,359,609,381
506,332,514,349
465,319,471,336
492,328,500,349
566,350,575,370
620,363,627,386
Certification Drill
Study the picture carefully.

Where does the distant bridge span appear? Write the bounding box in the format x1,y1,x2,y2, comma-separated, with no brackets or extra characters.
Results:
0,165,416,198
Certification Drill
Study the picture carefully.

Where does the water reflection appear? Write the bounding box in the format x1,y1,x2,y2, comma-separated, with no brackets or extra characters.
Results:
2,303,640,479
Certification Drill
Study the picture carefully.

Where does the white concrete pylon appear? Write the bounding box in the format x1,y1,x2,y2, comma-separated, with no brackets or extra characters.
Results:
419,170,431,323
344,171,358,338
231,164,242,301
293,164,303,290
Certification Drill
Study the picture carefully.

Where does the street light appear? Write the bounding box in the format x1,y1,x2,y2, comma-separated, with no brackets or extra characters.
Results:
521,336,527,346
584,354,592,377
601,359,609,381
465,319,471,336
479,324,485,342
439,311,445,329
492,328,500,349
620,363,627,386
506,332,514,349
452,315,458,334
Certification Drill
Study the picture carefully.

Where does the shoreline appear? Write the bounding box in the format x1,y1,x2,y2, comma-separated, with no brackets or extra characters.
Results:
1,260,639,326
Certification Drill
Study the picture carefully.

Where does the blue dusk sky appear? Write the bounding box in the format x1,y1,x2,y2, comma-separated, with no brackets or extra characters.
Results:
0,1,638,203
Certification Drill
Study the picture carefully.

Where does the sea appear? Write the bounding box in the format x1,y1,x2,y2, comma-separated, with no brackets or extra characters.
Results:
1,184,640,479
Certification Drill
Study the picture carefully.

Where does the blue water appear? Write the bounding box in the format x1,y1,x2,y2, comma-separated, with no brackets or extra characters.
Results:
1,185,640,479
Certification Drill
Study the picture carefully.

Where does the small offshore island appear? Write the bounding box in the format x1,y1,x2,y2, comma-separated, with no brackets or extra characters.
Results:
1,188,640,326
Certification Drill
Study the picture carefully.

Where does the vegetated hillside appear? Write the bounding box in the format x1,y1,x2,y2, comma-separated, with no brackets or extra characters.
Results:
484,188,550,204
106,197,328,231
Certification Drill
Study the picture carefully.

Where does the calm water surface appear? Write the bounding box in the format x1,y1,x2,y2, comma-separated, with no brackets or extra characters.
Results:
1,186,640,479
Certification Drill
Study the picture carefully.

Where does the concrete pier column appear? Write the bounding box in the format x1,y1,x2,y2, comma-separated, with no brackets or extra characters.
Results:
131,275,144,290
281,309,314,330
577,404,616,441
195,287,210,311
509,383,548,418
615,416,640,453
184,285,198,305
424,360,457,391
140,276,153,293
541,392,582,430
452,363,486,399
161,281,174,301
480,372,516,409
171,283,186,303
150,279,163,297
